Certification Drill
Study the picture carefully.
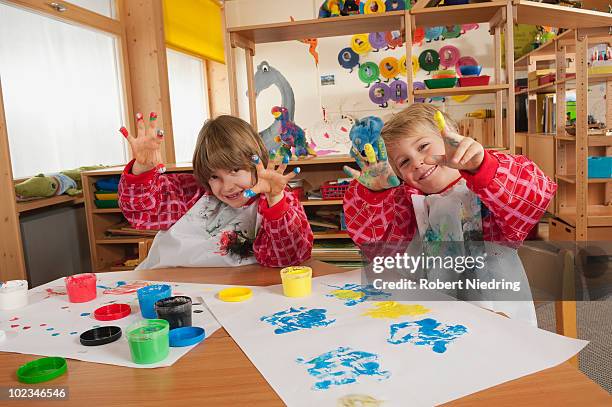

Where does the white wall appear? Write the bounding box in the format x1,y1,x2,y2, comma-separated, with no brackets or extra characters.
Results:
226,0,498,142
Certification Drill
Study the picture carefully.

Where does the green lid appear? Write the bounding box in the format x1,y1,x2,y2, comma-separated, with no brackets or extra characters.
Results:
17,357,67,384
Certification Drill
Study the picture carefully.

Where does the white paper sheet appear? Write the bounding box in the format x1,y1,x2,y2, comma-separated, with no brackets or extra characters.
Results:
0,272,222,369
202,269,588,407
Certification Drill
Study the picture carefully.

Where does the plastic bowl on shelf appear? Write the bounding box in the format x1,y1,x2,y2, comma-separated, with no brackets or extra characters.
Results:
459,65,482,76
458,75,490,87
424,77,458,89
443,0,470,5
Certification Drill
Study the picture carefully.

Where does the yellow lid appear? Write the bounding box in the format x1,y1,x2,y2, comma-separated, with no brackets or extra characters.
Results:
218,287,252,302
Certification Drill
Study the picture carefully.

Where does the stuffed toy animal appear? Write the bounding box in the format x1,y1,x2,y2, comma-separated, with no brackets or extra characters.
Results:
349,116,384,159
14,166,105,199
272,106,317,160
318,0,344,18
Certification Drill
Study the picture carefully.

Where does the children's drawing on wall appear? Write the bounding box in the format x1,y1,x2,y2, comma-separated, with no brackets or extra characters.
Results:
253,61,296,150
310,112,354,155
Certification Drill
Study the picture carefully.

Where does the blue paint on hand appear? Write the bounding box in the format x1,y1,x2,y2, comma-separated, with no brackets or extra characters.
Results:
293,167,301,174
260,307,335,334
243,189,257,199
388,318,468,353
297,346,390,390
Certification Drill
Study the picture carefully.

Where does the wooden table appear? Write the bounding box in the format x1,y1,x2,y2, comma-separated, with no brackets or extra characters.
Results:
0,260,609,406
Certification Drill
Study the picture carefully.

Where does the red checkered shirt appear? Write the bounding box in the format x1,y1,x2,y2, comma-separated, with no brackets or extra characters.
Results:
118,159,313,267
343,150,557,254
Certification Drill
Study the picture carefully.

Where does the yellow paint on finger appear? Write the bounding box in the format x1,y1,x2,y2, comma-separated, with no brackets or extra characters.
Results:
362,301,430,319
434,110,446,132
364,143,377,164
330,290,365,301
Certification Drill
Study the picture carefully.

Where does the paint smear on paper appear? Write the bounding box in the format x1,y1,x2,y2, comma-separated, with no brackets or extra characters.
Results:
327,284,390,306
337,394,384,407
45,287,67,297
102,281,149,295
260,307,335,334
388,318,468,353
297,346,390,390
363,302,430,319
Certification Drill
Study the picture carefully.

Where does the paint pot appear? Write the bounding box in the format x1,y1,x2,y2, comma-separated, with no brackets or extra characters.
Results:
79,326,122,346
280,266,312,298
218,287,253,302
0,280,28,310
169,326,205,347
127,319,170,365
17,357,67,384
137,284,171,319
65,273,97,303
94,303,131,321
154,296,192,330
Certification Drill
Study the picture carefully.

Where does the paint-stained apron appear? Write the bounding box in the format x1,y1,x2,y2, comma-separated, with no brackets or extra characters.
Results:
136,194,261,270
409,179,537,326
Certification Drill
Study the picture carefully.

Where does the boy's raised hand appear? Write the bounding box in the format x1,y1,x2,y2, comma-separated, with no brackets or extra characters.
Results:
343,138,401,191
120,112,164,175
243,153,301,207
424,111,485,172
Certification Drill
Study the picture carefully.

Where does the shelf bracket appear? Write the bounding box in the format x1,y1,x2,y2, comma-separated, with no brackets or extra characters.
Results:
230,33,255,56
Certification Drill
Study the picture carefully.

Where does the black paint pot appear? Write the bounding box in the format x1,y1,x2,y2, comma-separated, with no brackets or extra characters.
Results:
154,296,192,330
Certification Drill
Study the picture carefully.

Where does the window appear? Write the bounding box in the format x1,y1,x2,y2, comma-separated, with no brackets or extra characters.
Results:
166,48,209,163
0,3,127,178
64,0,116,18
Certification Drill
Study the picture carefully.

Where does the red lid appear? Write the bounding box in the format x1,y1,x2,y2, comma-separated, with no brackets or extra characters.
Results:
94,303,131,321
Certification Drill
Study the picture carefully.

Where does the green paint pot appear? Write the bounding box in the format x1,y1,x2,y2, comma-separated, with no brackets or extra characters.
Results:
127,319,170,364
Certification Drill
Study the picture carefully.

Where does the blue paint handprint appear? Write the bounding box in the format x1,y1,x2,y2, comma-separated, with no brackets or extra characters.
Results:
297,346,391,390
326,283,390,306
388,318,468,353
260,307,335,334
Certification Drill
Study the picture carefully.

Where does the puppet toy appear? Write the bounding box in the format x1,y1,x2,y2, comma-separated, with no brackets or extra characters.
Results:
14,166,105,199
349,116,384,158
272,106,317,159
318,0,344,18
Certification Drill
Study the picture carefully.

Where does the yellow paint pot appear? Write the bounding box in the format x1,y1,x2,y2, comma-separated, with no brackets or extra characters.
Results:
280,267,312,298
218,287,253,302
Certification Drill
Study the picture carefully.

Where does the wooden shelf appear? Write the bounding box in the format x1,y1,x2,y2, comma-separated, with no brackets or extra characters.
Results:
92,208,122,214
528,82,556,94
414,84,509,97
555,135,612,146
557,206,612,227
301,199,343,206
96,238,150,244
286,155,354,166
556,175,612,184
514,30,575,69
228,11,405,44
313,231,350,240
411,1,506,27
515,1,612,29
16,194,84,213
557,73,612,87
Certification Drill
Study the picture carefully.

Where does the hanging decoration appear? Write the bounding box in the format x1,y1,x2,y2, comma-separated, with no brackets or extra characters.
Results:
438,45,460,68
369,83,391,107
379,57,400,82
351,34,372,55
358,62,381,87
369,32,388,52
418,49,440,74
338,47,360,72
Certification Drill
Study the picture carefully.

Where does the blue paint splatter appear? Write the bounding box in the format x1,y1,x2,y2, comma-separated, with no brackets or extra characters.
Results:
260,307,335,334
46,328,54,331
80,312,90,317
388,318,468,353
326,283,390,306
51,333,60,337
70,331,78,335
92,325,100,328
96,281,127,290
297,347,390,390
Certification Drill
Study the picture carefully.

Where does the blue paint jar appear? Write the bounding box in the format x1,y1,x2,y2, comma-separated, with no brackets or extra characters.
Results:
137,285,172,319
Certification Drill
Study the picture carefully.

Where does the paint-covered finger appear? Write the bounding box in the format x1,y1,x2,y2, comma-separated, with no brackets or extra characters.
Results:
283,169,298,182
351,146,367,170
148,112,158,130
364,143,377,164
387,175,401,187
343,165,361,180
156,129,164,139
449,137,473,166
119,126,130,139
276,155,289,174
377,138,388,162
243,184,261,198
251,154,265,172
135,112,145,138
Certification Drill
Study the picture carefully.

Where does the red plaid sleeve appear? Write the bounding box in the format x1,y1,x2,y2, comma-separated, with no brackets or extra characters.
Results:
253,189,313,267
118,159,205,230
461,150,557,243
343,181,421,255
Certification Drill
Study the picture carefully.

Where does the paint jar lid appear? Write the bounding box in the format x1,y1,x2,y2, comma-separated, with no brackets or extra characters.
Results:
127,319,169,341
17,357,67,383
218,287,252,302
0,280,28,293
169,326,205,347
79,326,122,346
94,304,131,321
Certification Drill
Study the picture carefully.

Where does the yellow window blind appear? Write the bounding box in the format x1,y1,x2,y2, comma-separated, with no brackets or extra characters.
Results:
163,0,225,63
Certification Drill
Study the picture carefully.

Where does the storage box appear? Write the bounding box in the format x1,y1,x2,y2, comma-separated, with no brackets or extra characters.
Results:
458,75,490,87
320,181,350,200
538,73,555,86
588,156,612,178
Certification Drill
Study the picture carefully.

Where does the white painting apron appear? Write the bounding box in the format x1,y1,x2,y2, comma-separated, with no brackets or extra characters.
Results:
137,194,261,270
409,179,537,326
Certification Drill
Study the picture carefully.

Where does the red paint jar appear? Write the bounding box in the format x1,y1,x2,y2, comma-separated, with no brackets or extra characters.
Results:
65,273,97,303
